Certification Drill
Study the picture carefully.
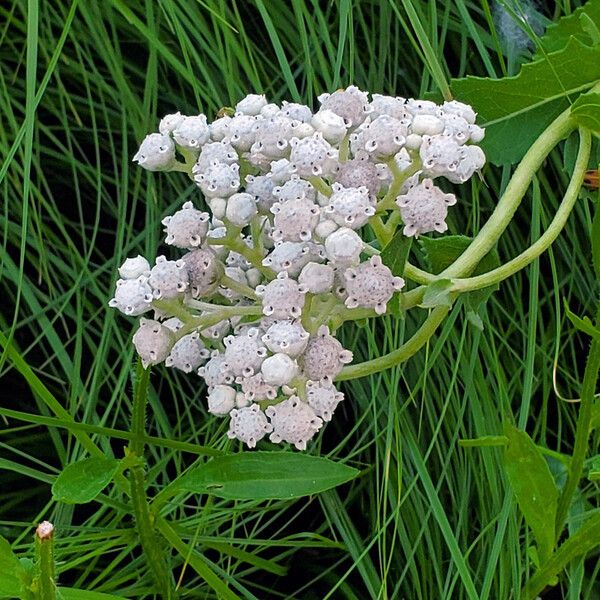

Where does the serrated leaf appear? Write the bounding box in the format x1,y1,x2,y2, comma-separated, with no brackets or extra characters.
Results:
571,91,600,132
52,457,119,504
175,452,359,500
420,279,454,308
536,0,600,54
503,423,558,562
452,39,600,165
0,535,26,598
563,299,600,340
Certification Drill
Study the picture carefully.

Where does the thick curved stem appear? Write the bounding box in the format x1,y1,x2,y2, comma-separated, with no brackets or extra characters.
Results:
452,128,592,293
336,305,450,380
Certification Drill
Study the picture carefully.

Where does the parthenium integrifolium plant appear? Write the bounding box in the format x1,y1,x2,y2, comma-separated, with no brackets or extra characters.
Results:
110,87,486,450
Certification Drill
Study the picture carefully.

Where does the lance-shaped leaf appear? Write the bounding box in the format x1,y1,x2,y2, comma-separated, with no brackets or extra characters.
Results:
175,452,359,500
52,457,119,504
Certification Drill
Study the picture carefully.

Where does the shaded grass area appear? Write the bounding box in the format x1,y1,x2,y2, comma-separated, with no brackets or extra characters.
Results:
1,0,599,598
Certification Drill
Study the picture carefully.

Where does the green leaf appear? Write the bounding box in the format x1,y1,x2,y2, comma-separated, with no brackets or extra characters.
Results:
563,299,600,340
420,279,454,308
57,589,127,600
418,235,500,310
503,423,559,562
536,0,600,54
588,456,600,481
0,535,26,598
458,435,509,448
419,235,472,275
380,232,412,314
380,231,412,276
592,196,600,281
52,457,119,504
175,452,359,500
452,39,600,165
571,91,600,132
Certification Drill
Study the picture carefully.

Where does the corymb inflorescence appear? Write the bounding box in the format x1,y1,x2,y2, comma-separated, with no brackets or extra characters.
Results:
111,87,485,450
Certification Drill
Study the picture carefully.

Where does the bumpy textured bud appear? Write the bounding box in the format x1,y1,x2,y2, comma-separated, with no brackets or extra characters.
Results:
229,115,257,151
198,352,234,386
261,353,299,386
280,101,313,122
133,133,176,171
236,94,268,116
193,141,238,174
165,332,210,372
442,100,477,124
118,256,151,279
223,327,267,377
207,385,237,416
148,256,189,299
109,277,153,316
262,320,309,357
265,396,323,450
444,145,486,184
238,373,278,401
289,133,339,178
325,184,375,229
173,115,211,149
271,197,320,242
162,201,210,248
318,86,370,129
298,262,335,294
344,255,404,314
324,227,363,266
263,241,325,277
209,115,232,141
227,404,273,448
335,158,382,196
361,115,409,159
369,94,408,120
405,98,439,116
311,109,348,144
419,135,462,178
306,380,344,421
256,272,307,319
226,192,258,227
300,325,353,381
132,318,174,368
273,176,317,203
194,161,240,198
245,174,277,213
159,112,185,135
396,178,457,237
182,248,223,298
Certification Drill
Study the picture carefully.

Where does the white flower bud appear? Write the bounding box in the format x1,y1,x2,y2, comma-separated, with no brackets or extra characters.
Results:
118,255,151,279
133,133,176,171
226,192,258,227
207,385,237,416
324,227,363,266
236,94,268,116
261,353,298,386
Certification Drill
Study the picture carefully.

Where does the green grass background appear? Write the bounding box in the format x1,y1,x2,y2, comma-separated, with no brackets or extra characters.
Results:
1,0,599,598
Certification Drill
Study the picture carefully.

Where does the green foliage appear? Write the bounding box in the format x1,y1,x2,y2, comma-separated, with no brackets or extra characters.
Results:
0,536,26,598
571,91,600,131
1,0,599,598
503,424,559,564
51,458,120,504
452,40,600,165
176,452,359,500
420,279,454,308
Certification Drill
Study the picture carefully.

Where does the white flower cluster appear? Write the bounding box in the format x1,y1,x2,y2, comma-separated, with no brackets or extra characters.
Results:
114,88,485,450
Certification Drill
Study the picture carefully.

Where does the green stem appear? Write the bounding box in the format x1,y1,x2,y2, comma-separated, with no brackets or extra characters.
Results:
442,107,574,279
522,512,600,599
452,129,591,293
335,305,450,380
220,275,259,300
129,362,177,599
308,176,333,197
34,522,56,600
555,300,600,538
